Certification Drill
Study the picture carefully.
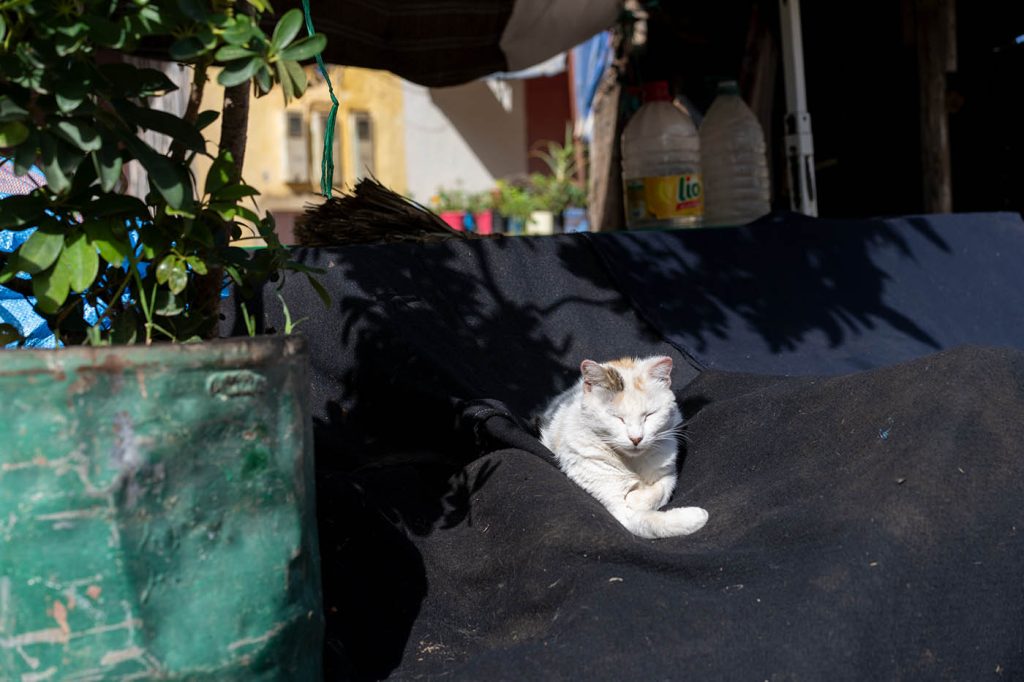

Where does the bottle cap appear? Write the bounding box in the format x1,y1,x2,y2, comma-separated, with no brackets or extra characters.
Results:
642,81,671,102
717,80,741,96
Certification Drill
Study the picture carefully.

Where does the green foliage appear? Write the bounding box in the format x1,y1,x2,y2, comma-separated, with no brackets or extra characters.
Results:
433,187,469,213
493,180,539,223
0,0,329,345
487,125,588,222
528,172,587,214
432,188,493,214
464,190,493,215
527,124,587,213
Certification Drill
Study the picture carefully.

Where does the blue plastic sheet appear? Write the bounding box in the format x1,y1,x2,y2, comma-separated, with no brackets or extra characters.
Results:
571,32,612,141
0,162,55,348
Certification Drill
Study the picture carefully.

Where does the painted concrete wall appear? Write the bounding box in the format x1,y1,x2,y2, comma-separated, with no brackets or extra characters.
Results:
194,65,407,196
337,67,407,192
191,65,406,243
403,79,528,203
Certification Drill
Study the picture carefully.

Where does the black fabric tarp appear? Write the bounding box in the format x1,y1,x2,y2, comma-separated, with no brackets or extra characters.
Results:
225,212,1024,680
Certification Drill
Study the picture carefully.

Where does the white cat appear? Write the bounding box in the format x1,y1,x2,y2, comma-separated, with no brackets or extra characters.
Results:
539,355,708,539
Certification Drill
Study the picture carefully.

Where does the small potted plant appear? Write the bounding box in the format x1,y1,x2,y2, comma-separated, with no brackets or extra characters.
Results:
465,190,494,235
494,179,539,235
0,2,326,678
529,124,589,232
432,187,469,231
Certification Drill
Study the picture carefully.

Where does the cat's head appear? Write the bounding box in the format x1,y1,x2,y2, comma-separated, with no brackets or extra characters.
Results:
578,355,682,456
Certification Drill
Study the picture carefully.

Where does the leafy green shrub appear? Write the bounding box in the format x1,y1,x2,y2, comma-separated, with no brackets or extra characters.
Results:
0,0,328,345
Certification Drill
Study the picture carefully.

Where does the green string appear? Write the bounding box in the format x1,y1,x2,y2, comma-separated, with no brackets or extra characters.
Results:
300,0,339,198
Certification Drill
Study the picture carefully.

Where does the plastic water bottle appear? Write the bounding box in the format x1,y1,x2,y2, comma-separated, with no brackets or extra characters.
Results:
621,81,703,229
699,80,771,227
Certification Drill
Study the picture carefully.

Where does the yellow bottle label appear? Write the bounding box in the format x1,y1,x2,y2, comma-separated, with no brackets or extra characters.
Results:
625,174,704,222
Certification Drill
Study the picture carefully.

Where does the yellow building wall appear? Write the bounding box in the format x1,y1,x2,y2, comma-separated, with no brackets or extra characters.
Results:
193,65,406,215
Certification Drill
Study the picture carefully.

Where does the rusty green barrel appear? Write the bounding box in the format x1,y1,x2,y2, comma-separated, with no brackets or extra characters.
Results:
0,336,323,680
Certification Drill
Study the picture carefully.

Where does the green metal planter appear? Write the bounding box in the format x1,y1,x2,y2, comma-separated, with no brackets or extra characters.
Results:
0,336,323,680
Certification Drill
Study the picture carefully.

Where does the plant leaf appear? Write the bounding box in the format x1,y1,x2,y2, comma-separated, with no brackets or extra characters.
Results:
213,184,259,201
177,0,209,21
99,64,178,97
279,34,327,62
55,78,89,113
86,15,128,49
0,323,22,346
85,219,130,265
271,8,304,50
33,265,71,314
224,264,243,285
204,152,236,195
67,149,98,197
222,15,256,45
0,121,29,147
247,0,274,13
60,232,99,292
19,223,65,274
122,136,190,210
218,57,261,88
114,101,205,152
306,273,331,307
0,95,30,122
283,60,308,97
214,45,256,61
185,256,208,275
169,37,208,62
274,60,294,102
0,195,48,230
168,259,188,294
0,255,20,284
89,194,148,218
210,201,260,224
39,134,70,194
195,110,220,130
13,130,38,176
154,290,184,316
55,119,103,152
54,136,86,177
155,255,175,285
255,66,272,94
92,141,123,193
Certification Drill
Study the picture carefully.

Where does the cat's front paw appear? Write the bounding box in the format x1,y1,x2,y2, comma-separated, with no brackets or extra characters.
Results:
662,506,709,536
625,485,663,511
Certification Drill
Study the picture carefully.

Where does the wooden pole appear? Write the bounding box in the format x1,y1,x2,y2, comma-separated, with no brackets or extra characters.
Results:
219,83,250,176
915,0,956,213
219,3,252,177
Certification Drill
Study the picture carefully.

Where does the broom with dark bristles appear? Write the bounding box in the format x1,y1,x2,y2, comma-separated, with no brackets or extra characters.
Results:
295,178,482,246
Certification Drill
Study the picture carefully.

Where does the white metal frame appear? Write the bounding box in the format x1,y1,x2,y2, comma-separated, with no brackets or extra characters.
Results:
779,0,818,216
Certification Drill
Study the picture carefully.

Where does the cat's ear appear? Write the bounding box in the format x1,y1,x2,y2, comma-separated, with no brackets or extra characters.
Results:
647,356,673,384
581,360,624,393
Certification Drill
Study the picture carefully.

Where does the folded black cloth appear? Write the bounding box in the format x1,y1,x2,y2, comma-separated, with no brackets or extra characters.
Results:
226,212,1024,679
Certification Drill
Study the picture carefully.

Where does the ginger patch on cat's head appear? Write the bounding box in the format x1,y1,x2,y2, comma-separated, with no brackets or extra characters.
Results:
608,357,647,390
581,356,673,395
607,357,637,370
581,359,625,393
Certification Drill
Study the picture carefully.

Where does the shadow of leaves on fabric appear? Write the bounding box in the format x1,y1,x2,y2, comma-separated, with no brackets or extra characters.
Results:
230,225,815,678
269,236,650,679
583,213,948,357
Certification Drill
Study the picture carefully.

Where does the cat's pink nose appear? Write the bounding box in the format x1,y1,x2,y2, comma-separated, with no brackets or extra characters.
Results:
630,435,643,446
